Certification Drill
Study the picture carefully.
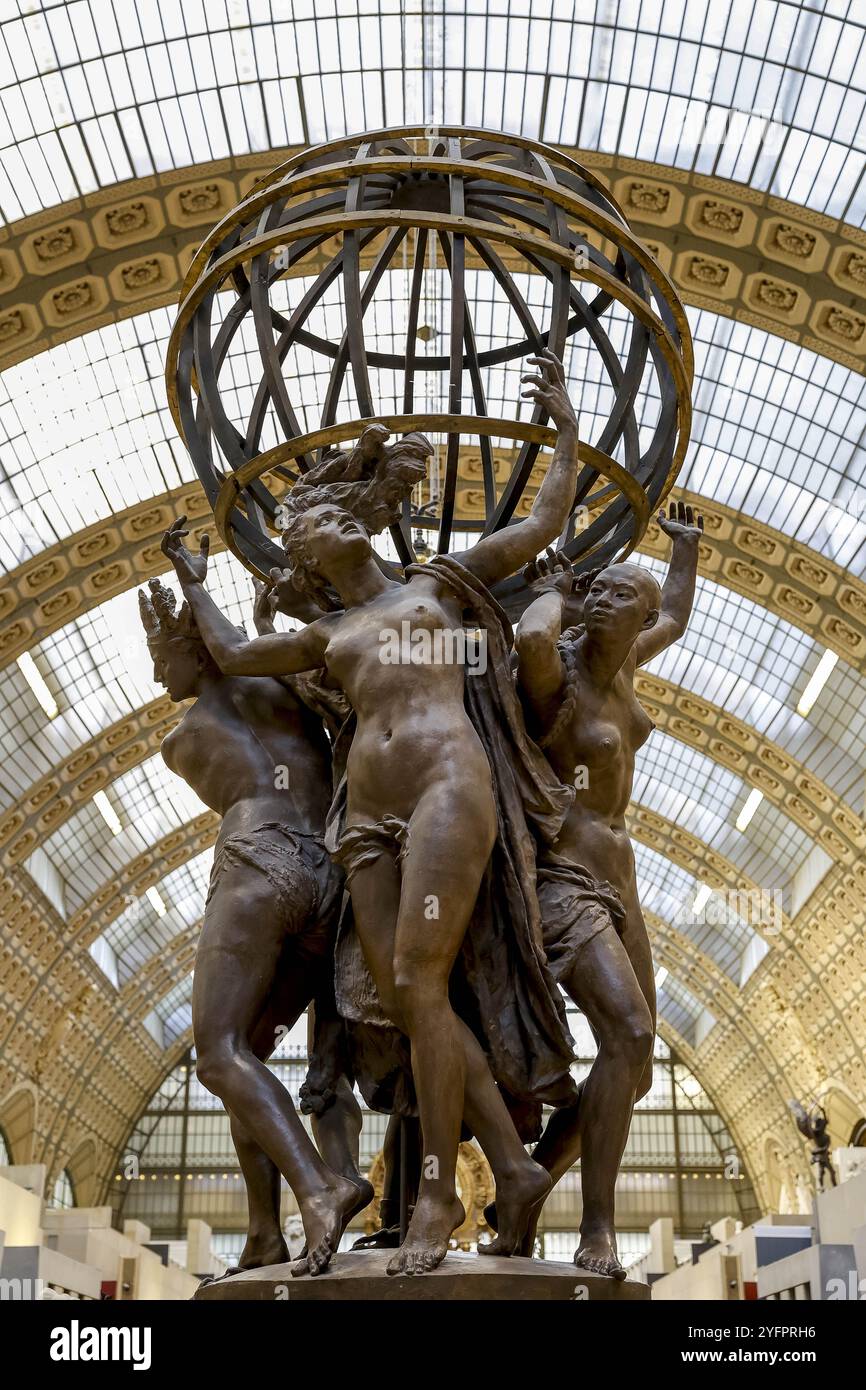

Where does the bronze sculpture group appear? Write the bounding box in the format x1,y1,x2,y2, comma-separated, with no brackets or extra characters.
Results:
143,351,701,1284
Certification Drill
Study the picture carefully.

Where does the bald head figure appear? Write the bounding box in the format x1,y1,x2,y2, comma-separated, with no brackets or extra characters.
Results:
581,562,661,646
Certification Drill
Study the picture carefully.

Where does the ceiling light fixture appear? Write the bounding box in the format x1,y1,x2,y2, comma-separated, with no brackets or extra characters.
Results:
145,886,166,917
93,790,122,835
796,648,838,717
654,966,668,989
735,788,763,833
17,652,58,718
693,883,712,915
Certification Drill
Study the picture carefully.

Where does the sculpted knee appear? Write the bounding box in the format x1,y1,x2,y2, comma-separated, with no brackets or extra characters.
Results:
195,1043,235,1097
613,1008,654,1075
392,964,445,1024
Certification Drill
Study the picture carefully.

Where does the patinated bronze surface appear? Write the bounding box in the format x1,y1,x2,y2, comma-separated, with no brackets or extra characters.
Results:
500,500,703,1277
139,577,373,1278
166,129,692,583
193,1250,650,1301
162,351,582,1276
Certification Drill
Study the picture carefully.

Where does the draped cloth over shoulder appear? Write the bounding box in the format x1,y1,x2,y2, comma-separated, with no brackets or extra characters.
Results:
326,554,578,1137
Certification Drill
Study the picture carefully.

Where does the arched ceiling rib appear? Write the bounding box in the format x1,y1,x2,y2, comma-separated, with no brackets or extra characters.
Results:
1,152,864,375
3,660,863,892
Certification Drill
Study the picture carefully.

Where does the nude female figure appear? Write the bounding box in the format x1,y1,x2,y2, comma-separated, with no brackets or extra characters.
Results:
506,501,703,1277
140,577,371,1278
162,349,581,1275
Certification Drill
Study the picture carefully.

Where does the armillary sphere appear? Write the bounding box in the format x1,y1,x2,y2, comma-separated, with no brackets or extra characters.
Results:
166,126,693,595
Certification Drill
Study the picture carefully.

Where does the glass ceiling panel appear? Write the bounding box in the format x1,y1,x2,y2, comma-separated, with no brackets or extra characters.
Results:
99,848,211,985
642,556,866,812
632,730,822,911
24,691,818,932
154,972,193,1047
657,974,708,1046
0,549,267,808
28,749,206,911
633,838,768,984
0,2,863,226
5,483,863,860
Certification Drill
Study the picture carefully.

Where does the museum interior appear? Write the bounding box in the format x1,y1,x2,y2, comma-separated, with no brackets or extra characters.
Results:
0,1,865,1304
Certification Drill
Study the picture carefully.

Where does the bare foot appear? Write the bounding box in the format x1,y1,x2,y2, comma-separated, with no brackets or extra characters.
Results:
297,1172,373,1263
386,1194,464,1276
574,1231,626,1280
478,1163,550,1257
482,1195,541,1257
232,1229,290,1272
291,1176,360,1278
343,1176,375,1229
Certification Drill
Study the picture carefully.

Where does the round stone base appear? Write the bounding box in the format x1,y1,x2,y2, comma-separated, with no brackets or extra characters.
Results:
193,1249,650,1301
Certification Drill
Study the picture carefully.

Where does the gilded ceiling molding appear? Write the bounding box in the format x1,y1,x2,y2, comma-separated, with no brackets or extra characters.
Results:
0,696,179,864
0,861,167,1188
634,675,865,862
0,149,863,373
692,1017,814,1208
648,913,800,1194
642,491,866,671
637,810,864,1077
0,482,216,670
66,813,220,952
123,925,199,1021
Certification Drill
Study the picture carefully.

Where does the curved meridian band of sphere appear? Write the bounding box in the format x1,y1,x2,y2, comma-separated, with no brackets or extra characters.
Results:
180,125,636,291
169,214,690,543
171,189,691,427
171,160,690,449
173,147,690,486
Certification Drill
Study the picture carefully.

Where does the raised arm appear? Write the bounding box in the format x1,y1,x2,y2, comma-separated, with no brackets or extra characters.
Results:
514,550,572,720
161,518,333,676
634,501,703,666
458,350,580,589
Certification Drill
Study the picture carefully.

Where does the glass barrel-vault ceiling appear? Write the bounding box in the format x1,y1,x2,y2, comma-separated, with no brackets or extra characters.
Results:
0,2,863,225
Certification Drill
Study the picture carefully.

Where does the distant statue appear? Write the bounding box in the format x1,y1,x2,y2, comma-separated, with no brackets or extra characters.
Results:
139,574,372,1279
789,1101,837,1191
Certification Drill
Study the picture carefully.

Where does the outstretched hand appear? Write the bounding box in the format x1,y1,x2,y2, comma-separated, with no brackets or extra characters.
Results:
573,564,604,594
252,575,278,635
161,515,209,585
521,348,578,434
523,547,575,597
658,499,703,543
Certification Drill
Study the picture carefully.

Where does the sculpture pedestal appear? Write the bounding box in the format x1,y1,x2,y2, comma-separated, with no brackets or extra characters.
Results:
193,1249,650,1301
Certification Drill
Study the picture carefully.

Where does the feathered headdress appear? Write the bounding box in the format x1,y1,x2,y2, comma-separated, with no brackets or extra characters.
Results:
138,577,202,647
